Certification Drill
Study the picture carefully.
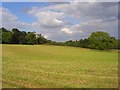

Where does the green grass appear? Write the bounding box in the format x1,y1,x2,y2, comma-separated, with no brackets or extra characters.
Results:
2,44,118,88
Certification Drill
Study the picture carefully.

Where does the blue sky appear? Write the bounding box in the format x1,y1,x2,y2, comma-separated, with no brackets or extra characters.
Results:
1,2,118,41
2,2,53,23
2,2,79,25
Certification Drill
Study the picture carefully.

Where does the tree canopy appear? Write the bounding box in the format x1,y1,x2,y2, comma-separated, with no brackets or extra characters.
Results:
1,27,48,45
88,31,117,50
1,27,119,50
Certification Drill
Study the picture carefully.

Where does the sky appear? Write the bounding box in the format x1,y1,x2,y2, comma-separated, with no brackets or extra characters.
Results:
0,2,118,41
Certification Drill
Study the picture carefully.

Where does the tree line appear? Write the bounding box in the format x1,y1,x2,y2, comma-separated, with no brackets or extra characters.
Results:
1,27,48,45
1,27,119,50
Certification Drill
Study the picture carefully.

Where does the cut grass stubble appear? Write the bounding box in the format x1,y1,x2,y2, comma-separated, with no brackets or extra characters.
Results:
2,45,118,88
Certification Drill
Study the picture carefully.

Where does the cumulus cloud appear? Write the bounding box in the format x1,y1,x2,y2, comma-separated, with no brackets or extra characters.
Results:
0,7,18,21
1,7,32,30
27,2,118,40
38,2,118,20
1,2,118,41
61,28,73,35
27,8,64,28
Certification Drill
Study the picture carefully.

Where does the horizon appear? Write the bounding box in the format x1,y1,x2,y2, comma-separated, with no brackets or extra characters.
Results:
1,27,119,43
0,2,118,42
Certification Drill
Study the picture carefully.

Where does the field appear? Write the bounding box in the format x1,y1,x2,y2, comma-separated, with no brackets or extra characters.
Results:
2,45,118,88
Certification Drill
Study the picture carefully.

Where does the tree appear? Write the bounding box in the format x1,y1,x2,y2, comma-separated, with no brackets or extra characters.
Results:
27,32,37,45
88,31,116,50
2,28,12,44
79,39,90,48
19,31,28,44
115,39,120,50
0,28,1,44
36,34,47,44
109,37,117,49
11,28,21,44
65,40,75,46
1,27,118,50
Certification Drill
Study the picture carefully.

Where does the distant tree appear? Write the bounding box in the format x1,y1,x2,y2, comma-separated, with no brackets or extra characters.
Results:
46,40,52,44
2,28,12,44
79,39,90,48
11,28,21,44
73,40,79,47
0,28,1,44
1,27,118,50
65,40,75,46
19,31,28,44
117,40,120,49
88,31,116,50
1,27,7,32
109,37,117,49
27,32,37,45
36,34,47,44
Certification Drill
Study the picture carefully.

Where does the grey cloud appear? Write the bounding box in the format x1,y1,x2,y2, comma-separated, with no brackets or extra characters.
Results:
42,2,118,20
1,2,118,41
1,7,33,31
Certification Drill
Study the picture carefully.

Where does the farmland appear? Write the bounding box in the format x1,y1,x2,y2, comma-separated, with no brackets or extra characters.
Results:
2,45,118,88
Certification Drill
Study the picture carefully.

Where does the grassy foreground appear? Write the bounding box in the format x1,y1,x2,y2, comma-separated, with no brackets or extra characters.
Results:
2,45,118,88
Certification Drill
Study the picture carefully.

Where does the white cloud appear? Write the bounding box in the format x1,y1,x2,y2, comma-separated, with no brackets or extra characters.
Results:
1,2,118,41
43,35,49,39
39,2,118,21
1,7,32,31
0,7,18,22
61,28,73,35
27,9,64,28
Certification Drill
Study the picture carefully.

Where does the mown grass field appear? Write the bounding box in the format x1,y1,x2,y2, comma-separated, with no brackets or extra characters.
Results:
2,45,118,88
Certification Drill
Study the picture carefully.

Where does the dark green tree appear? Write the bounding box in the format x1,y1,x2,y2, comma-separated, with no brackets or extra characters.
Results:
0,28,1,44
19,31,28,44
115,39,120,50
65,40,75,46
79,39,90,48
109,37,117,49
88,31,116,50
2,28,12,44
27,32,37,45
36,34,47,44
11,28,21,44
